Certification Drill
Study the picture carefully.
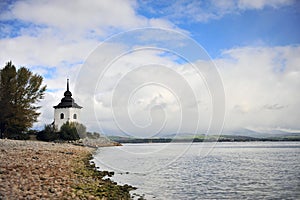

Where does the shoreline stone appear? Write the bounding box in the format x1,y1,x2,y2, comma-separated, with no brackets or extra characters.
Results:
0,139,134,199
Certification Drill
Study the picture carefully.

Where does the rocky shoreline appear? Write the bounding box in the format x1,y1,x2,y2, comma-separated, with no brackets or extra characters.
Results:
0,139,135,199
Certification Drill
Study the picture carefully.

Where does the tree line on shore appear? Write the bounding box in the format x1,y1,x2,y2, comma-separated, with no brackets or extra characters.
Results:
37,121,101,142
0,61,95,141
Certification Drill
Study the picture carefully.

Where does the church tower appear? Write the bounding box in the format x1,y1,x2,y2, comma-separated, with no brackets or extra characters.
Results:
53,79,82,131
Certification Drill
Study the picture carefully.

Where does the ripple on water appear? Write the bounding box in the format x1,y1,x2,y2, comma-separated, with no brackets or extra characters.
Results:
94,142,300,199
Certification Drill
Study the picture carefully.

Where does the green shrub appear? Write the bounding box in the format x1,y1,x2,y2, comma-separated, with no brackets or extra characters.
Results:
7,132,30,140
59,122,80,141
37,122,87,141
37,124,59,141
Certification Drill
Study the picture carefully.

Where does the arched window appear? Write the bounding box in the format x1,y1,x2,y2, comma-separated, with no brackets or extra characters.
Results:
73,114,77,119
60,113,64,119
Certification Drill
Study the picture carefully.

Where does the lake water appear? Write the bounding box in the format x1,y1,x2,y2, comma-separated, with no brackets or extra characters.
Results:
93,142,300,199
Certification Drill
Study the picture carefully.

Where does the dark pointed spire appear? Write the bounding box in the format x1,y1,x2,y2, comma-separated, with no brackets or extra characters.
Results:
53,78,82,109
67,78,69,91
64,79,72,97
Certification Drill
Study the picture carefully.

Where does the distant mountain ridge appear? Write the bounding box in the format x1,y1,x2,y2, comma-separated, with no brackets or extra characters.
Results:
153,128,300,139
221,128,300,138
108,128,300,143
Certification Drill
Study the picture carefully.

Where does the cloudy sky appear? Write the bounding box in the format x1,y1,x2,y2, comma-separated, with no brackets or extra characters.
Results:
0,0,299,136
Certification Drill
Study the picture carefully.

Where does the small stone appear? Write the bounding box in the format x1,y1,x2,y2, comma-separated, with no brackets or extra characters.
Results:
48,188,55,193
32,156,39,160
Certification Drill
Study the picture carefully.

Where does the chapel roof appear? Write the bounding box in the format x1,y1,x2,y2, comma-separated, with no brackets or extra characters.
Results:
53,79,82,109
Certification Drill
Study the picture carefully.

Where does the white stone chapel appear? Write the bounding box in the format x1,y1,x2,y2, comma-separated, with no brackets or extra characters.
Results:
53,79,82,131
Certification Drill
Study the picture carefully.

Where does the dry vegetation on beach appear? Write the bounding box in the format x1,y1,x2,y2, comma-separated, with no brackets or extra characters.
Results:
0,139,135,200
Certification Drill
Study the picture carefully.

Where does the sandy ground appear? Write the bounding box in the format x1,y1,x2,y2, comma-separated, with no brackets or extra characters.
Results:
0,139,93,199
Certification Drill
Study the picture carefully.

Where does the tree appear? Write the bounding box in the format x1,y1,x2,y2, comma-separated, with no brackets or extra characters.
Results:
0,61,46,139
37,124,59,142
36,122,87,142
86,132,100,139
59,121,80,141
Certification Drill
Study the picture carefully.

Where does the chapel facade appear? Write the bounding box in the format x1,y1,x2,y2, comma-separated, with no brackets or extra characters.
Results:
53,79,82,130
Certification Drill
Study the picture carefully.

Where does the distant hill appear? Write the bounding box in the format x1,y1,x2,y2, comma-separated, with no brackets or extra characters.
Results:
106,128,300,143
108,132,300,143
222,128,300,139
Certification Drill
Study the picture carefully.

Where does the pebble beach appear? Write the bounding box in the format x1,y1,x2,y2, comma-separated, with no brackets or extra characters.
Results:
0,139,134,200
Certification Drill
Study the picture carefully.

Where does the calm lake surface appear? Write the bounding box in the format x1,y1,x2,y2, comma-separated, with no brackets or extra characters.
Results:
93,142,300,199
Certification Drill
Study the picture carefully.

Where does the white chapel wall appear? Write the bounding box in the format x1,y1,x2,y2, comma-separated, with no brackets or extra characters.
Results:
54,108,81,131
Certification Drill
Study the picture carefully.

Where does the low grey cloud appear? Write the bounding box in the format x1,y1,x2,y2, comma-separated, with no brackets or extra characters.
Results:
262,104,288,110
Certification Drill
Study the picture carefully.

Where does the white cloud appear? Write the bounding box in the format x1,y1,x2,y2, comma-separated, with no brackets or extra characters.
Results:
0,0,184,76
216,45,300,131
138,0,295,23
0,1,186,130
33,44,300,135
1,0,182,37
70,46,212,136
5,0,143,32
238,0,294,9
1,1,299,136
0,35,96,67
